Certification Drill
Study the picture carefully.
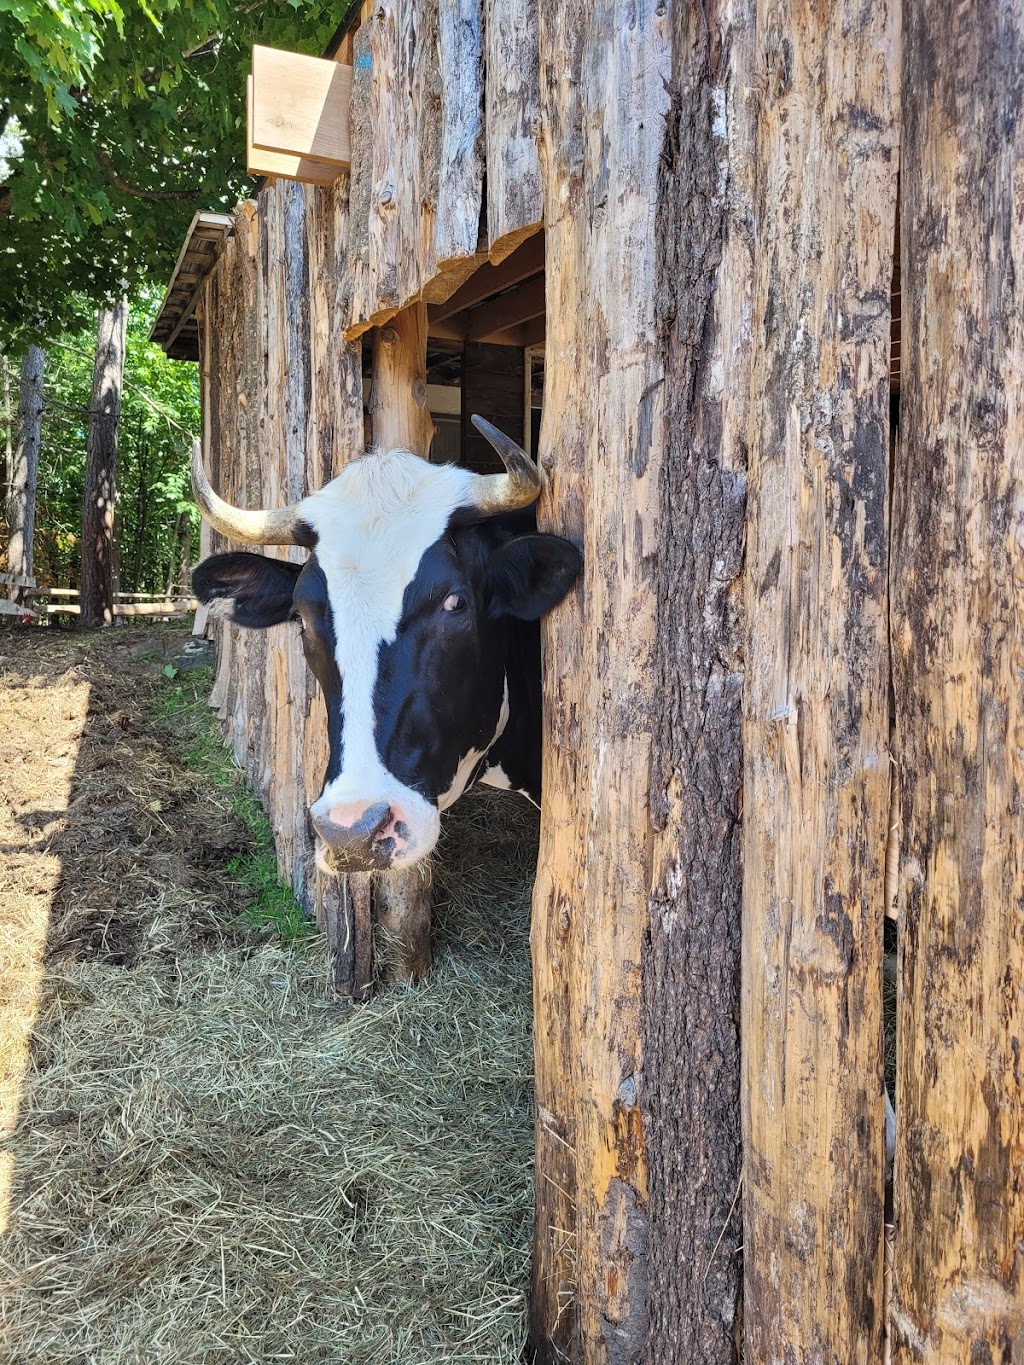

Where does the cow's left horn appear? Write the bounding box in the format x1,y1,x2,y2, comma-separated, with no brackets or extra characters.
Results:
467,416,543,514
191,439,304,545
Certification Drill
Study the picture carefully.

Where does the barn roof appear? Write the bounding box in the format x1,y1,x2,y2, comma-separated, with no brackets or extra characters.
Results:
149,212,234,360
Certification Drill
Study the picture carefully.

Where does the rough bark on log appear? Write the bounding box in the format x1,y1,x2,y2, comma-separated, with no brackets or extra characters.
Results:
641,0,756,1358
890,3,1024,1358
80,299,128,629
485,0,542,263
7,345,44,606
369,303,435,982
741,2,899,1361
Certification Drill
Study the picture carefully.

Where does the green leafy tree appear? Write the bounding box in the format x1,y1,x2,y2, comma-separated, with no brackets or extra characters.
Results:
0,0,350,338
12,292,202,592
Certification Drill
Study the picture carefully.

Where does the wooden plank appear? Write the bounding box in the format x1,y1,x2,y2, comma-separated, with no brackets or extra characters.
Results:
246,75,342,187
250,45,352,166
0,572,36,588
0,600,34,616
741,2,899,1361
428,231,543,323
890,4,1024,1358
485,0,542,263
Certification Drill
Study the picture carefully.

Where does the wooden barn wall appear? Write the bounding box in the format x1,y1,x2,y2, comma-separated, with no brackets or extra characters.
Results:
198,188,364,956
191,0,1024,1360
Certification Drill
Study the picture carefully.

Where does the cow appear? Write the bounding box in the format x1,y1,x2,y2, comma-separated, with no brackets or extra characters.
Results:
191,418,581,876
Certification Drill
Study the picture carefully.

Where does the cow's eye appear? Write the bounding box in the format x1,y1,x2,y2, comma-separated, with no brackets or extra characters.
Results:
441,593,466,614
292,612,305,632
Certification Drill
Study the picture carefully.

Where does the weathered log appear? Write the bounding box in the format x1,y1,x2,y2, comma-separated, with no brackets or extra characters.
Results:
531,0,673,1358
485,0,541,263
890,3,1024,1358
741,2,899,1360
434,0,485,270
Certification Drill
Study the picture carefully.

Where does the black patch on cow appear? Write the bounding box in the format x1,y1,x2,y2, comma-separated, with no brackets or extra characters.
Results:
292,557,343,782
193,553,301,628
373,535,507,801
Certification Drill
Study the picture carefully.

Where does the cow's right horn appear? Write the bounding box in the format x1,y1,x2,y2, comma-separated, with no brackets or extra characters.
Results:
467,416,543,514
191,440,305,545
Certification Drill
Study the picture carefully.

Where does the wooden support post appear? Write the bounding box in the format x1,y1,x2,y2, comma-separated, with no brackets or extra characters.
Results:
890,3,1024,1357
530,2,754,1360
369,303,435,980
741,2,899,1361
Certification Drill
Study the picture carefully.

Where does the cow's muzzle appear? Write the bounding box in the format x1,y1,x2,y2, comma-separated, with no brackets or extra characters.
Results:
311,799,414,873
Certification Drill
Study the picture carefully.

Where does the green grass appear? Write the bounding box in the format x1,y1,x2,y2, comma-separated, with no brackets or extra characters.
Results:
153,665,313,947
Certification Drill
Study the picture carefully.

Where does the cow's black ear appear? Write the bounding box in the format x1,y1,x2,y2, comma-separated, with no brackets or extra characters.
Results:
486,534,582,621
192,553,302,629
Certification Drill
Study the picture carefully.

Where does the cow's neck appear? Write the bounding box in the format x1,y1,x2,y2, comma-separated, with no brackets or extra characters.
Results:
477,617,542,805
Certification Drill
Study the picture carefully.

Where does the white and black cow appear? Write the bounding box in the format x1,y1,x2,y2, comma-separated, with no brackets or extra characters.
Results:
191,418,581,875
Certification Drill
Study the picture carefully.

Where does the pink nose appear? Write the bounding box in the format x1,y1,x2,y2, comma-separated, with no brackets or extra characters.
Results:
311,799,413,869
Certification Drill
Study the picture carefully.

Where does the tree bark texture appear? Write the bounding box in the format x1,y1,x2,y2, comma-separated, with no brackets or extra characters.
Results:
80,300,128,628
200,187,368,996
741,2,899,1362
8,345,44,602
642,1,755,1359
890,3,1024,1358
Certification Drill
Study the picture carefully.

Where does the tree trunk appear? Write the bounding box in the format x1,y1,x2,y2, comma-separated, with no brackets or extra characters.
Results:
369,304,436,980
7,345,44,605
80,298,128,628
890,3,1024,1358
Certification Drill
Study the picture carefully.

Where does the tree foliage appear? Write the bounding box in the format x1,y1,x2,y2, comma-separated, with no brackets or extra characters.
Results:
0,0,349,339
2,293,202,592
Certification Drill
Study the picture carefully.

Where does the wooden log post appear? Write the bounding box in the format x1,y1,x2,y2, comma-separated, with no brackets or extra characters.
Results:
531,1,754,1360
369,303,435,980
890,3,1024,1357
741,2,899,1361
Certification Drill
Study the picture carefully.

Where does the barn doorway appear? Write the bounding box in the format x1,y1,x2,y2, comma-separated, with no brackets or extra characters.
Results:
362,230,546,474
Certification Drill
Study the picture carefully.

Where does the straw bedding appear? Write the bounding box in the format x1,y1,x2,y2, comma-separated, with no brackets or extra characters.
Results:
0,626,538,1364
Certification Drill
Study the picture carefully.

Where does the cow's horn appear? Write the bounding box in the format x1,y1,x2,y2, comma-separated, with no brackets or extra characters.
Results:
191,439,304,545
468,416,543,514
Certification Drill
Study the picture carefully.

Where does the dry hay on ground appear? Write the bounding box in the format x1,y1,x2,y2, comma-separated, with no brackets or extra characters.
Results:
0,626,538,1364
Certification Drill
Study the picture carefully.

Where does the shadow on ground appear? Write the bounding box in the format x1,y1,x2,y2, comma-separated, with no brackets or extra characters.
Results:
0,624,538,1365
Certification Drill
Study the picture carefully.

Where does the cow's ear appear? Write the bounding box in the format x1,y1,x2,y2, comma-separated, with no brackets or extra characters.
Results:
192,553,302,628
486,534,582,621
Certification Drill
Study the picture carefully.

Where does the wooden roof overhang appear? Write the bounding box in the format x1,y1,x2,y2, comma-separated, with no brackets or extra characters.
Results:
149,212,234,360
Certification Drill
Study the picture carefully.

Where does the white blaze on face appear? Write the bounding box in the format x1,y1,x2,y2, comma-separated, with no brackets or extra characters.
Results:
300,450,479,866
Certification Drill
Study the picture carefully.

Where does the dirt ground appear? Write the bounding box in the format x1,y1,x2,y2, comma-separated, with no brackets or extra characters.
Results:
0,623,537,1364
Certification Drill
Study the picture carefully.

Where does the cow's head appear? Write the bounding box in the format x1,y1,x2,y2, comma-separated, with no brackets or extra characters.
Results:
192,419,580,875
